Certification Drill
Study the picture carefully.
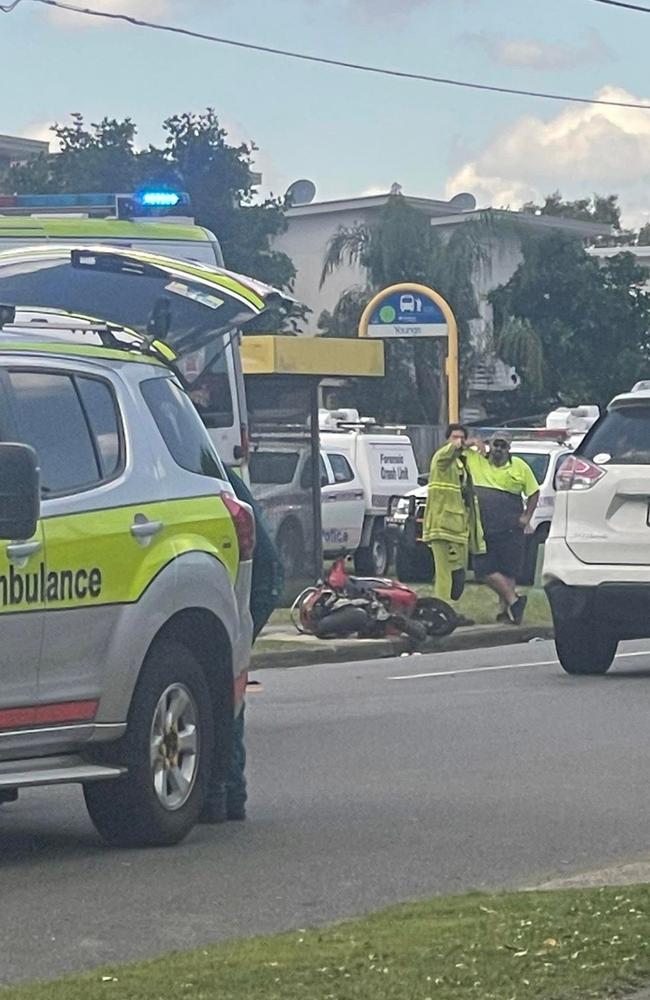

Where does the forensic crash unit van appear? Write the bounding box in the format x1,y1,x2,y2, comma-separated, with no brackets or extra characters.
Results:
0,245,291,847
0,191,250,467
250,409,418,576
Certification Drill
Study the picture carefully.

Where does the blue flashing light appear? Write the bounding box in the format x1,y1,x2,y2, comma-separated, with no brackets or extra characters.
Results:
138,190,182,208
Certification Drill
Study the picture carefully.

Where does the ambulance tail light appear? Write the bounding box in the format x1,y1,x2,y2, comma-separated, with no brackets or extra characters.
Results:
223,494,256,561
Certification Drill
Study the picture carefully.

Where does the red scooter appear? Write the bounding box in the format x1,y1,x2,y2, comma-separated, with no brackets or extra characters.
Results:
291,556,458,642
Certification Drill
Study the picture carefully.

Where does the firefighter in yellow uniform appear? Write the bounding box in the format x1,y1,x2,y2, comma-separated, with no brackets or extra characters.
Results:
422,423,485,626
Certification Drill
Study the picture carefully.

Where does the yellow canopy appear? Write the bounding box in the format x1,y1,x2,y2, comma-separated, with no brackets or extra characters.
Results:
242,335,384,378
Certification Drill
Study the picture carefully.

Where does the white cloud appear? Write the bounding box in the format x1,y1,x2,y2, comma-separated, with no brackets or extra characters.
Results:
445,87,650,227
48,0,170,29
463,29,611,72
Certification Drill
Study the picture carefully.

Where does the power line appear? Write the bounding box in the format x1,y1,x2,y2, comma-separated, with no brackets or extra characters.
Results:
591,0,650,11
5,0,650,111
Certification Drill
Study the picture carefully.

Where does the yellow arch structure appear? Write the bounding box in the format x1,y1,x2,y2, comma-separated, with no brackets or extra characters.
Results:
358,282,459,423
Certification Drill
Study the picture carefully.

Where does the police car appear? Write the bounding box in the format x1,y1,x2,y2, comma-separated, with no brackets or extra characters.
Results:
0,246,291,847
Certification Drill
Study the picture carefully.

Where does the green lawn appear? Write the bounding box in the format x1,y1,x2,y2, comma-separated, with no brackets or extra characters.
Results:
7,884,650,999
417,582,553,628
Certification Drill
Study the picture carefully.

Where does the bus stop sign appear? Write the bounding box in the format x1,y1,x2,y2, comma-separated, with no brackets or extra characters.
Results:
361,285,449,339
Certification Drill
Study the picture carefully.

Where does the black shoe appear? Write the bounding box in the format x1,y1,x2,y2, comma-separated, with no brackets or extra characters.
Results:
455,614,475,627
508,595,528,625
226,806,247,821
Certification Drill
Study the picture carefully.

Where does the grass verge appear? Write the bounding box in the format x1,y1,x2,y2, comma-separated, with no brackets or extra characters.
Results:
270,584,552,631
7,885,650,999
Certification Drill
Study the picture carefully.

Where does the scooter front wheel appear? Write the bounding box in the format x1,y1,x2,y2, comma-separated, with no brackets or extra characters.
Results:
413,597,458,637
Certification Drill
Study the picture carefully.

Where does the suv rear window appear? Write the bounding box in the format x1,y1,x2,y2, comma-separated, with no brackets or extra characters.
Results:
141,376,226,480
581,406,650,465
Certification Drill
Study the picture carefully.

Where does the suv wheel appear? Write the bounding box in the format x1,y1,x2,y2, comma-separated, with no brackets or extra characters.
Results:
277,521,303,580
84,640,214,847
555,619,618,675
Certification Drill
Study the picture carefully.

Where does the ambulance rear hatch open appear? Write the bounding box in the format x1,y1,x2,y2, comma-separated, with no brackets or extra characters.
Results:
0,245,294,466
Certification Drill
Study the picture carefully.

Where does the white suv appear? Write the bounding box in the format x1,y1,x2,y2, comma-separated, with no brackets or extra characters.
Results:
544,387,650,674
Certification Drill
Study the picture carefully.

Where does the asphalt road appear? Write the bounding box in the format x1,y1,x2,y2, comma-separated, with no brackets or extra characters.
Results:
4,638,650,984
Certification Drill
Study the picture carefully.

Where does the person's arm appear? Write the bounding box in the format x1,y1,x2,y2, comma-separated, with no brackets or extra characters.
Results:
431,440,463,471
466,436,487,456
519,490,540,528
518,461,541,528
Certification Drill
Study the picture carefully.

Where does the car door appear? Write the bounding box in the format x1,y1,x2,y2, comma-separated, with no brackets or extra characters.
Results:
0,370,44,729
322,451,365,551
5,364,139,713
565,402,650,565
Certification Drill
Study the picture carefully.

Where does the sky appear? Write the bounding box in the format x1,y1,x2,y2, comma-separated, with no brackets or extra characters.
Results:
3,0,650,225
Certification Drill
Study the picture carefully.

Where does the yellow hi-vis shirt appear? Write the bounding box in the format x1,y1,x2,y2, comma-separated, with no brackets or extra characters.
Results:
464,450,539,536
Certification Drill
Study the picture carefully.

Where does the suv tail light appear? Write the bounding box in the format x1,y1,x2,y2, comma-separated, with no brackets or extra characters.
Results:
556,455,606,491
223,494,256,560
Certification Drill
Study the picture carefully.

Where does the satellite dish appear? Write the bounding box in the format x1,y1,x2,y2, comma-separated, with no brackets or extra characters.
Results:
286,179,317,206
448,192,477,213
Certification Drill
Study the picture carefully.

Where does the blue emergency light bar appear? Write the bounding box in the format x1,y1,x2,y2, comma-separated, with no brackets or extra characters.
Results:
0,190,191,219
139,191,182,208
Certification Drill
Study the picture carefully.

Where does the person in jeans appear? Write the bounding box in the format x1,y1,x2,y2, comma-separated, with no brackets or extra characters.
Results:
464,433,539,624
201,470,284,823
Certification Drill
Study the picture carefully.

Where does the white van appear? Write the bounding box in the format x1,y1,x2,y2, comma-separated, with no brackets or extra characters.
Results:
320,409,418,573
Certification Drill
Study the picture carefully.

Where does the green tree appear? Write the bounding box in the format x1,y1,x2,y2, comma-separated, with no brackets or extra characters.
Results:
490,231,650,414
318,194,493,424
521,190,622,226
5,111,300,324
521,190,637,246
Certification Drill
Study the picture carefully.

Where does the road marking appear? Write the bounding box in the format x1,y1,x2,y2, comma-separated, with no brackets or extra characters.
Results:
387,649,650,681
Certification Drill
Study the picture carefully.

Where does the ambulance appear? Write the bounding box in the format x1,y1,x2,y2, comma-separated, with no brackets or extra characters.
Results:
0,191,250,466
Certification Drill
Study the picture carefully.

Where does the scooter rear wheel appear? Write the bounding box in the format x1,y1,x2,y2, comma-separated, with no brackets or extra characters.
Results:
413,598,458,637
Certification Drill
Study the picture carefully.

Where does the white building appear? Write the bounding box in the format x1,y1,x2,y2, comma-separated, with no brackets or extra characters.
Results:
274,190,610,339
273,191,609,395
0,134,48,174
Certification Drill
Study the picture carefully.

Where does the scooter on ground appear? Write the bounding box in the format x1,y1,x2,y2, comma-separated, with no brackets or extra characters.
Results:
291,555,458,642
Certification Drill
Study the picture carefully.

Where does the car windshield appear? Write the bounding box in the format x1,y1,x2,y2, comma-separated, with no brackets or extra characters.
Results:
249,451,299,485
580,405,650,465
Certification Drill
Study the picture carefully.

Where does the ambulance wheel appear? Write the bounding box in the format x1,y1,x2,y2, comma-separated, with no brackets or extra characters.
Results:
84,640,214,847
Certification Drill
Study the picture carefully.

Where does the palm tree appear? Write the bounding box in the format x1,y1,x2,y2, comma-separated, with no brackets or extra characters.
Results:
318,194,506,423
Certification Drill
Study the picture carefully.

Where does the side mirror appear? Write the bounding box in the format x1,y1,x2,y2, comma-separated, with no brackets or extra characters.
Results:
417,474,429,487
0,444,40,540
320,473,328,488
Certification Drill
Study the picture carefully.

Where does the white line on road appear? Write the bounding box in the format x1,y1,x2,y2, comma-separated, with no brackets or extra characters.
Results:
387,649,650,681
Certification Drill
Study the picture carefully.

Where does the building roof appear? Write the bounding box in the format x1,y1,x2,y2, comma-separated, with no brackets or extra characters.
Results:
285,192,612,239
0,134,48,160
588,245,650,260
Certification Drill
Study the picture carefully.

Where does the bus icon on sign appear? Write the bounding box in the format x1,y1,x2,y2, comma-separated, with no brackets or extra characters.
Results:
400,294,422,314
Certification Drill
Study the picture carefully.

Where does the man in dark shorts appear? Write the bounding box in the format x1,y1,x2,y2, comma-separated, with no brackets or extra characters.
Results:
465,433,539,624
